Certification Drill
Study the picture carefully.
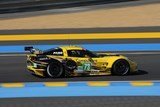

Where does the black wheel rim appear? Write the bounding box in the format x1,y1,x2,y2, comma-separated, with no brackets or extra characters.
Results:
47,63,62,77
115,61,129,75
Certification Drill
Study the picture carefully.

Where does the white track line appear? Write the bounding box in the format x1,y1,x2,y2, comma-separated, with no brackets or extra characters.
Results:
0,54,26,56
0,52,160,57
114,52,160,55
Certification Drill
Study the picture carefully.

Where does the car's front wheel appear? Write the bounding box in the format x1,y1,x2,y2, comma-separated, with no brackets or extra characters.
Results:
47,62,63,78
111,59,130,76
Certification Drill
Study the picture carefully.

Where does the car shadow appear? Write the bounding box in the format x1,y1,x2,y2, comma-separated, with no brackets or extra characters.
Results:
31,74,46,78
76,70,149,78
128,70,148,76
31,70,148,79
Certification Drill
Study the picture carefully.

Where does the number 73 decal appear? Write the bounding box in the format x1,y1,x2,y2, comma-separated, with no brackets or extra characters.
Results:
82,63,91,71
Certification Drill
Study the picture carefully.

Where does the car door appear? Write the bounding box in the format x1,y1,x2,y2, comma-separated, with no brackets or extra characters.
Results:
66,49,92,71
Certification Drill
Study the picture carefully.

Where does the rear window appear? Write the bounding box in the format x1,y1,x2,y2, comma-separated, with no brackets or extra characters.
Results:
43,48,63,56
67,50,85,57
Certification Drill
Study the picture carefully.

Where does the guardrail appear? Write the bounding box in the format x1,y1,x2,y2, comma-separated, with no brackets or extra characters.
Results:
0,0,135,14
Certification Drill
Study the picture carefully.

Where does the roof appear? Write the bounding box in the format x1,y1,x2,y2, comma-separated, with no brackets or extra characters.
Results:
59,45,84,50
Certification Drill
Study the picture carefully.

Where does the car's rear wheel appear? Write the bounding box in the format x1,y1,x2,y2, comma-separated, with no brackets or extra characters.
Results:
47,62,63,78
111,59,130,76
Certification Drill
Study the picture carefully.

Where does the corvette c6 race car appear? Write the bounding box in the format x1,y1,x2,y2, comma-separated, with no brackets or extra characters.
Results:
25,45,137,78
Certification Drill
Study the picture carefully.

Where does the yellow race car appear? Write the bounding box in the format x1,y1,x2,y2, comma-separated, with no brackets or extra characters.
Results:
25,45,137,78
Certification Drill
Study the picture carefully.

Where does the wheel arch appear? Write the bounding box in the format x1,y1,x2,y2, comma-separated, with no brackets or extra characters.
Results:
106,57,129,68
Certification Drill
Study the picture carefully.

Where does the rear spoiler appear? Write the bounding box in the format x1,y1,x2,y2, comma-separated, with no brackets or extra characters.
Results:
24,46,33,51
24,46,42,54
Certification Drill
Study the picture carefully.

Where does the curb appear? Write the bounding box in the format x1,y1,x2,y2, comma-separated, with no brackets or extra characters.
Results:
0,81,158,88
0,81,160,98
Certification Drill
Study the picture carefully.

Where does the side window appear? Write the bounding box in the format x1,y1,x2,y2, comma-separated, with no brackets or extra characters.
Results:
67,50,85,57
52,49,63,56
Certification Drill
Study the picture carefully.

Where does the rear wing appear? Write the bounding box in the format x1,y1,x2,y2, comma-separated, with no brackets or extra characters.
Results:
24,46,42,54
24,46,33,51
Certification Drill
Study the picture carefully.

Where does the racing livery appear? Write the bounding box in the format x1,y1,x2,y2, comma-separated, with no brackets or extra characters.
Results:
25,46,137,78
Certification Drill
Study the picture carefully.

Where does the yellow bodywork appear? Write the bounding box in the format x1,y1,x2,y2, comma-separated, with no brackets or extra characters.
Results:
26,45,137,77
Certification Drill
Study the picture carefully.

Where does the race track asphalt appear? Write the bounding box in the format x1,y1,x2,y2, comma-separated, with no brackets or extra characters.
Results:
1,96,160,107
0,53,160,83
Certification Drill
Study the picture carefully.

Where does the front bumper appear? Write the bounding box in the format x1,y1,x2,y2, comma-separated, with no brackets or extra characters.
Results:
130,61,138,72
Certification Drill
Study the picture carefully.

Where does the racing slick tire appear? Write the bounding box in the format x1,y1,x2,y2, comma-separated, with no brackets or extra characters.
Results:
47,61,64,78
111,59,130,76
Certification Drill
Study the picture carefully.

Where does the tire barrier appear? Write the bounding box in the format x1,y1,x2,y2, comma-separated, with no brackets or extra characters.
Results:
0,0,135,14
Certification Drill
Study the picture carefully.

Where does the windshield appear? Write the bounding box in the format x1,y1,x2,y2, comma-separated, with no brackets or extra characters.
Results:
85,50,99,57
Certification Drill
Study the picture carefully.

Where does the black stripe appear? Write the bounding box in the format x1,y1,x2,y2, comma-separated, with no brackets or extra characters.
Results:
0,38,160,45
0,26,160,35
0,0,134,14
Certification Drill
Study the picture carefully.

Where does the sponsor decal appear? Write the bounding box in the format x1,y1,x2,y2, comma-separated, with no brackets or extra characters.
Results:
53,52,63,55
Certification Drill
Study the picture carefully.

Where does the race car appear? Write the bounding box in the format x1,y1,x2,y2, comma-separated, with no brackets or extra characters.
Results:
25,45,137,78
